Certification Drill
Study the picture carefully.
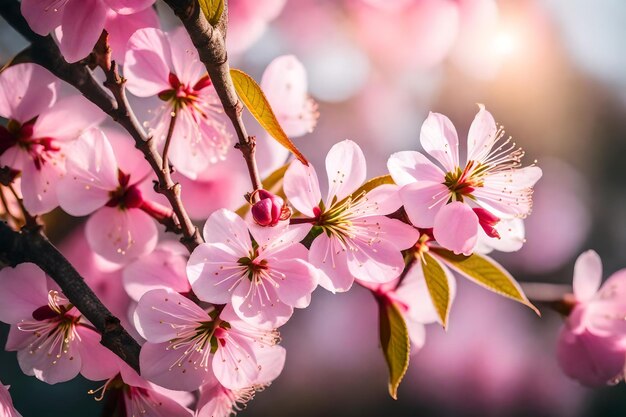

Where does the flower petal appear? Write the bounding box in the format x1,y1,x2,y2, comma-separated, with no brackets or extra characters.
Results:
387,150,445,186
187,242,244,305
573,250,602,303
271,258,318,308
231,280,294,329
420,112,459,172
75,325,121,381
433,201,479,255
399,181,449,228
20,159,64,215
21,0,64,35
283,159,322,218
33,95,105,142
325,139,366,202
124,28,173,97
466,104,497,162
58,0,108,62
309,235,354,293
0,63,58,122
212,332,260,390
202,209,252,254
140,341,211,391
103,0,155,14
0,263,48,324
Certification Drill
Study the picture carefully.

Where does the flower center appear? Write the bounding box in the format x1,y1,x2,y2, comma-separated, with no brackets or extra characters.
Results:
158,73,212,114
443,160,485,201
0,119,60,170
106,169,143,210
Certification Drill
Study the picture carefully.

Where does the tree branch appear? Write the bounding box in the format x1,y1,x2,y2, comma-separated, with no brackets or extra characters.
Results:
0,2,203,252
0,222,141,372
162,0,263,196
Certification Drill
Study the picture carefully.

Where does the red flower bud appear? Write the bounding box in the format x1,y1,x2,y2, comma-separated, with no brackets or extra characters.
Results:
473,207,501,239
251,190,290,227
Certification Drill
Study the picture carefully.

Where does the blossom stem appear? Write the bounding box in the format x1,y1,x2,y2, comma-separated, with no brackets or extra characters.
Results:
161,111,178,172
161,0,264,196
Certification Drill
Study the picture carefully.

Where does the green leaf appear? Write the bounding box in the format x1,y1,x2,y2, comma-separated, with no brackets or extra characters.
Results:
421,252,452,328
235,163,289,217
198,0,224,26
431,248,540,315
378,298,410,400
230,69,308,165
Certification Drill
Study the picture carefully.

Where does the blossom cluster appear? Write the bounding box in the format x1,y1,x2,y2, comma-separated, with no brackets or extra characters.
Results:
1,1,615,416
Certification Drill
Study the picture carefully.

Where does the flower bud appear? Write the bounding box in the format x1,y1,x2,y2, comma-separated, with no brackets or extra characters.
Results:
251,189,290,227
473,207,501,239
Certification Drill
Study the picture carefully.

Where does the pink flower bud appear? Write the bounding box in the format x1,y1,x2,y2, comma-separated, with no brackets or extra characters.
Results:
251,189,290,227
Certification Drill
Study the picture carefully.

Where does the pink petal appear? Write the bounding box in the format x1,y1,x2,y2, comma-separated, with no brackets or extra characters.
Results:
75,325,121,381
134,289,207,342
17,332,82,384
212,332,260,389
419,112,459,172
253,224,312,257
137,386,194,417
404,317,426,353
187,242,244,305
202,209,252,253
387,151,445,186
85,207,158,264
372,215,421,250
0,63,58,122
474,218,525,254
573,250,602,303
399,181,450,228
123,244,190,302
309,235,354,293
33,95,105,142
104,127,152,180
0,263,48,324
255,131,290,177
124,28,173,97
103,0,155,14
103,7,160,63
466,104,497,162
168,27,206,85
474,166,543,218
20,0,64,35
433,201,479,255
557,327,626,387
20,159,63,215
58,0,108,62
231,280,294,329
325,139,366,202
255,345,286,384
57,129,119,216
588,269,626,335
364,184,404,216
346,238,405,284
283,159,322,217
271,258,318,308
140,341,211,391
261,55,317,137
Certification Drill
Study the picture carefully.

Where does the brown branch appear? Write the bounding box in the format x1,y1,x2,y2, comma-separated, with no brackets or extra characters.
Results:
162,0,263,196
0,222,141,372
0,2,203,253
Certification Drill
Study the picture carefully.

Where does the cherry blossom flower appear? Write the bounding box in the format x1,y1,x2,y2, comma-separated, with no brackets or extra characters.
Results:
57,128,157,264
0,263,119,384
124,27,231,179
251,189,291,227
557,250,626,386
387,105,542,255
0,382,22,417
255,55,319,176
196,346,286,417
0,63,104,214
134,290,284,391
21,0,157,62
283,139,420,293
187,209,318,329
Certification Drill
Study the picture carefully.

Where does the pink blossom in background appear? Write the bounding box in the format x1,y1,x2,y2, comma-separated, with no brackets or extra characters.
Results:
124,27,231,179
227,0,286,54
388,105,542,255
255,55,318,176
57,128,157,264
187,209,318,329
0,263,119,384
21,0,157,62
557,250,626,386
134,290,283,391
0,382,22,417
0,63,105,214
284,139,419,292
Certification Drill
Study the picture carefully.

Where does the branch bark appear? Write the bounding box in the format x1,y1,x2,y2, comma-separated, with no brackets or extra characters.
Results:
0,1,203,253
162,0,263,195
0,222,141,372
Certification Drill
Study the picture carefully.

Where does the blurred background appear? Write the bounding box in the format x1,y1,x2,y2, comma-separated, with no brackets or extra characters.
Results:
2,0,626,416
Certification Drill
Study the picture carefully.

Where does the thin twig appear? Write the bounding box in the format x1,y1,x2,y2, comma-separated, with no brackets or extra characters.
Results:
161,112,178,172
161,0,263,196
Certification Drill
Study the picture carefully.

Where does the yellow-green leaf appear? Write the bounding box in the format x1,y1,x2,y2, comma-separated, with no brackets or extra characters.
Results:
235,163,289,217
421,252,452,328
198,0,224,26
378,299,410,400
230,69,308,165
432,248,540,315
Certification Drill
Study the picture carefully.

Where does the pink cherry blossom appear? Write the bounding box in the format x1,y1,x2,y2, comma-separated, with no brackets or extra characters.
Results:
387,105,542,255
187,209,318,329
134,290,284,391
124,27,231,179
21,0,157,63
0,63,105,214
557,250,626,386
0,382,22,417
196,345,286,417
57,128,157,264
255,55,319,176
0,263,119,384
283,139,420,293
